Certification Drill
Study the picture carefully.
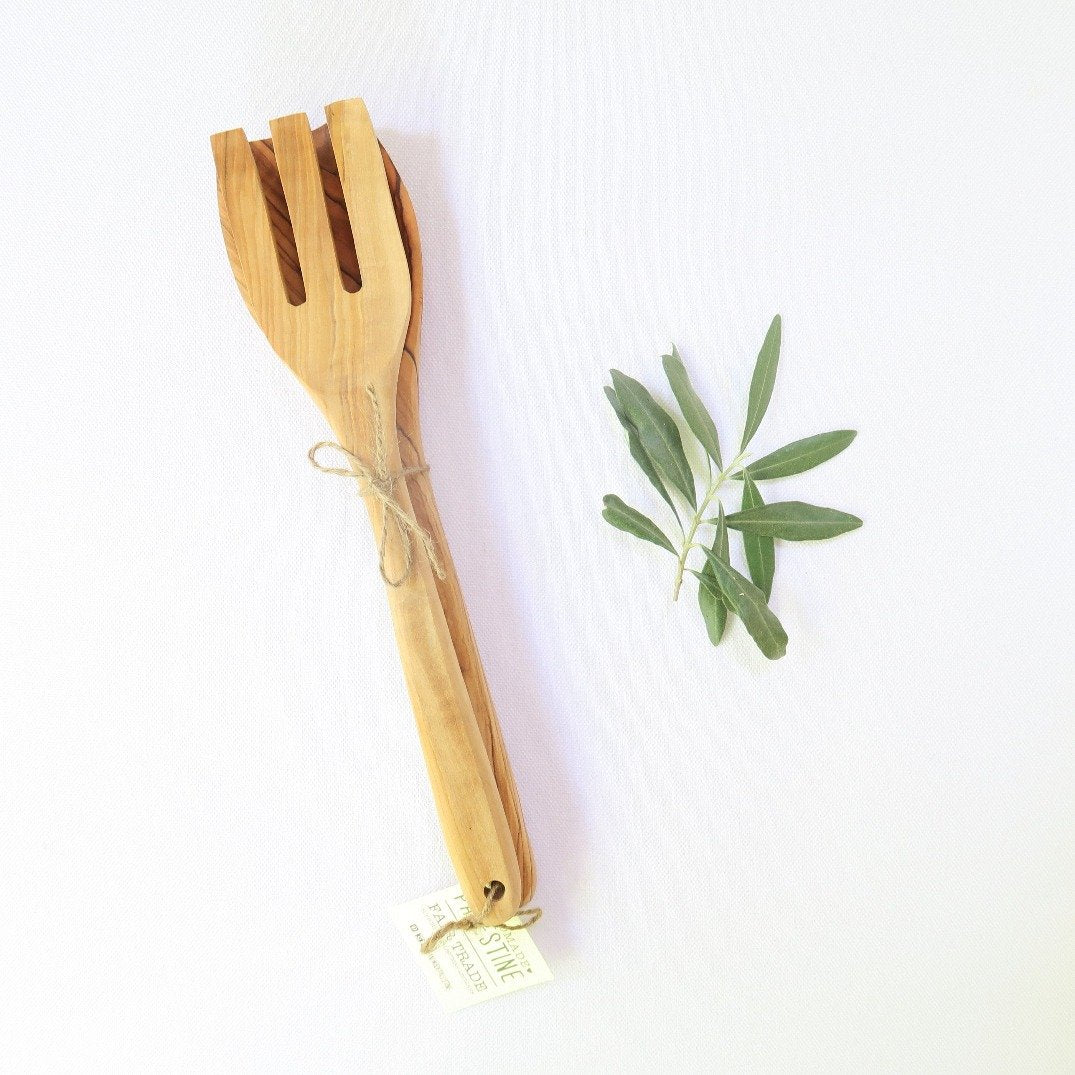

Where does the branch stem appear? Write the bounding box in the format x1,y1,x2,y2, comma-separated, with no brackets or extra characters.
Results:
672,453,747,600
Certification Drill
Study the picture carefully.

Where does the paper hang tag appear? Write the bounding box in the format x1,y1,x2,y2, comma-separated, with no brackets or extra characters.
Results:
391,885,553,1011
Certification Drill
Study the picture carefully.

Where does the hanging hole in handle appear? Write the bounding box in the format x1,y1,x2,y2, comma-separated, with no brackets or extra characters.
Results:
483,880,505,902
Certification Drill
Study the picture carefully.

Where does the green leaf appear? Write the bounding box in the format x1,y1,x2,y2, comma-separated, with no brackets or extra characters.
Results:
602,494,677,553
610,370,697,509
740,314,781,451
695,570,727,644
662,346,723,470
697,506,732,644
740,474,775,599
725,501,863,541
695,549,788,660
605,386,680,522
604,384,630,426
734,430,856,481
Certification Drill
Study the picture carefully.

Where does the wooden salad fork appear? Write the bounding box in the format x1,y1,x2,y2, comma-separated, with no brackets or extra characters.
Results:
248,122,536,904
211,99,522,923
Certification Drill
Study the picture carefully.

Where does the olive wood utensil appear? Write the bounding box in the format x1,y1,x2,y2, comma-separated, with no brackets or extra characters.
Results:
246,124,535,905
211,99,521,923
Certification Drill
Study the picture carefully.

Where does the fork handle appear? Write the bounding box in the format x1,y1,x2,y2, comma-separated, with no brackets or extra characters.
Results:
400,459,537,904
343,418,523,925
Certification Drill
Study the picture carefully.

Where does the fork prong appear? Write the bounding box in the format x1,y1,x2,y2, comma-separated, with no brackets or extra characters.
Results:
267,113,339,301
210,128,289,315
324,99,409,301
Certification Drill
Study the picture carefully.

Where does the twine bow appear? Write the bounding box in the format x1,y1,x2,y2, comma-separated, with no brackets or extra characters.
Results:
309,385,445,587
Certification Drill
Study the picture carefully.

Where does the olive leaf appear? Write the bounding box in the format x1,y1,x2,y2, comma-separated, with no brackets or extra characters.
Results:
740,474,775,599
725,501,862,540
697,505,732,644
740,314,781,451
602,494,677,553
610,370,697,509
696,548,788,660
605,386,680,522
662,346,723,470
735,430,856,481
695,571,727,642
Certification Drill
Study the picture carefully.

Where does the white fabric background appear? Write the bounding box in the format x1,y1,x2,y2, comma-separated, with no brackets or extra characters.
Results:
1,2,1071,1070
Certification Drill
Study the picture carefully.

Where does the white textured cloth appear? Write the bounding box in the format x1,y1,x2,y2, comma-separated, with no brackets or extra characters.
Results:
1,2,1072,1070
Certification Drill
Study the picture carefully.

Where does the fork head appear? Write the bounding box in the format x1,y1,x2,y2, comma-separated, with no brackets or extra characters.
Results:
211,100,411,447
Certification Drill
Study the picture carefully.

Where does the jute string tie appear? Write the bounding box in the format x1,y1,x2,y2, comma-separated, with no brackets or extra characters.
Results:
420,888,543,955
309,385,446,587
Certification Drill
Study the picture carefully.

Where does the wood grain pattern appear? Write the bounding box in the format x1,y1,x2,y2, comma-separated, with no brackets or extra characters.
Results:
211,100,523,923
246,123,536,906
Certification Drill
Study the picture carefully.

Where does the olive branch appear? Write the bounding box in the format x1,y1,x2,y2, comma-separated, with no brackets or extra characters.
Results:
603,315,861,659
